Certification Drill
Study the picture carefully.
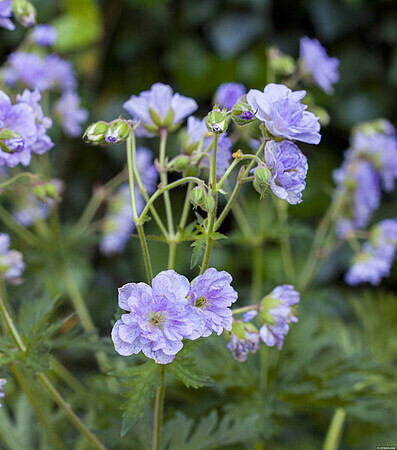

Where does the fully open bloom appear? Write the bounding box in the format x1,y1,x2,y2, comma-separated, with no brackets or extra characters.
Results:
259,285,300,350
246,84,321,144
214,82,246,111
0,233,24,281
189,268,238,337
112,271,204,364
263,140,308,204
123,83,198,137
300,37,339,94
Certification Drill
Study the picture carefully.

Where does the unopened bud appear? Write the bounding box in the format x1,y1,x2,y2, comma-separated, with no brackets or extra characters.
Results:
44,182,60,201
105,120,131,144
201,195,215,213
83,121,109,144
12,0,36,27
253,166,271,198
0,130,24,153
183,165,199,178
205,109,227,134
232,103,255,126
173,155,190,172
33,185,47,202
189,186,206,208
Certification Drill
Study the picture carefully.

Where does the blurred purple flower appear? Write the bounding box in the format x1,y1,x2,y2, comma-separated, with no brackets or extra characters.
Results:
123,83,198,137
189,268,238,337
0,0,14,30
243,310,258,322
300,37,339,94
45,54,76,91
55,91,88,137
214,82,246,111
264,140,308,204
0,233,24,281
259,285,300,350
246,83,321,144
32,24,57,46
112,270,204,364
227,330,260,362
0,378,6,407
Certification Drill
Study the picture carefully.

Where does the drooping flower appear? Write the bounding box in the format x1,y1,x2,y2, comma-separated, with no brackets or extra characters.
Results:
345,219,397,286
55,91,88,137
243,310,258,322
32,24,57,46
123,83,198,137
214,82,246,111
0,89,52,167
0,378,6,407
189,268,238,337
0,233,24,281
258,285,300,350
246,83,321,144
112,270,204,364
300,37,339,94
227,328,260,362
100,147,158,255
334,159,381,238
0,0,14,30
263,140,308,205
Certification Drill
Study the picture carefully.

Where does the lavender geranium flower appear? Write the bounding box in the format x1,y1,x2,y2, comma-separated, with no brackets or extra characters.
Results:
263,140,308,205
345,219,397,286
246,84,321,144
0,233,24,281
45,54,76,92
0,90,44,167
100,147,158,255
243,310,258,322
0,0,14,30
32,24,57,46
227,329,260,362
189,268,238,337
258,285,300,350
334,160,381,238
214,82,246,111
123,83,198,137
0,379,6,407
112,270,204,364
55,91,88,137
300,37,339,94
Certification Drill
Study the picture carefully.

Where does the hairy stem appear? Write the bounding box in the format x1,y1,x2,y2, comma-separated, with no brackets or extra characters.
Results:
152,365,166,450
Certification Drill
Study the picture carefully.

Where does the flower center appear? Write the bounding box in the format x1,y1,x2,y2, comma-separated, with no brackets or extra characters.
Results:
148,310,166,328
196,296,209,309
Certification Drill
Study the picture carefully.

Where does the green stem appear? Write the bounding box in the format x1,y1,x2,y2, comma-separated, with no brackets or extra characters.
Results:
178,182,194,230
0,294,105,449
216,158,239,191
152,365,166,450
252,243,263,302
0,172,39,190
275,199,295,281
323,408,346,450
50,358,85,393
136,224,153,283
168,241,177,270
159,128,174,237
0,204,42,247
200,134,218,273
10,365,66,450
232,305,259,315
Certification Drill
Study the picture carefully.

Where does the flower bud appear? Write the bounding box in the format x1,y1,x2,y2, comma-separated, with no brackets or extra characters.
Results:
258,296,281,326
232,102,255,126
183,165,199,178
189,186,206,208
44,182,61,201
201,195,215,213
173,155,190,172
83,121,109,144
254,166,271,186
12,0,36,27
205,109,227,134
33,185,47,202
105,120,131,144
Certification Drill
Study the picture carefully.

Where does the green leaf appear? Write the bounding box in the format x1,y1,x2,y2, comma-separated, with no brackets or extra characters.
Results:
115,362,160,436
190,235,206,269
168,355,213,389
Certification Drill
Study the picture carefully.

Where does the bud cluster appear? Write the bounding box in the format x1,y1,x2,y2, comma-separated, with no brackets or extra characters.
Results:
83,119,132,145
0,129,24,154
189,186,215,213
33,181,61,203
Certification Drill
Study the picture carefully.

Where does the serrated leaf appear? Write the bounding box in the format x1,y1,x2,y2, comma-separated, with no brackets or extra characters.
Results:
168,355,213,389
116,362,160,436
190,236,206,269
209,232,227,241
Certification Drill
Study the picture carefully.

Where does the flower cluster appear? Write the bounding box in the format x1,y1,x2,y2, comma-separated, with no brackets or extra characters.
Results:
227,285,300,361
0,378,6,407
0,89,53,167
123,83,198,137
112,268,238,364
100,147,158,255
300,37,339,94
334,121,397,237
345,219,397,286
0,233,24,282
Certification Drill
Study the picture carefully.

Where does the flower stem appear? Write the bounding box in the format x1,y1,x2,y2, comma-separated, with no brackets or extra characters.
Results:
0,204,42,247
232,305,259,315
275,199,295,281
322,408,346,450
137,224,153,283
0,172,39,190
152,365,166,450
159,128,174,237
178,182,194,230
